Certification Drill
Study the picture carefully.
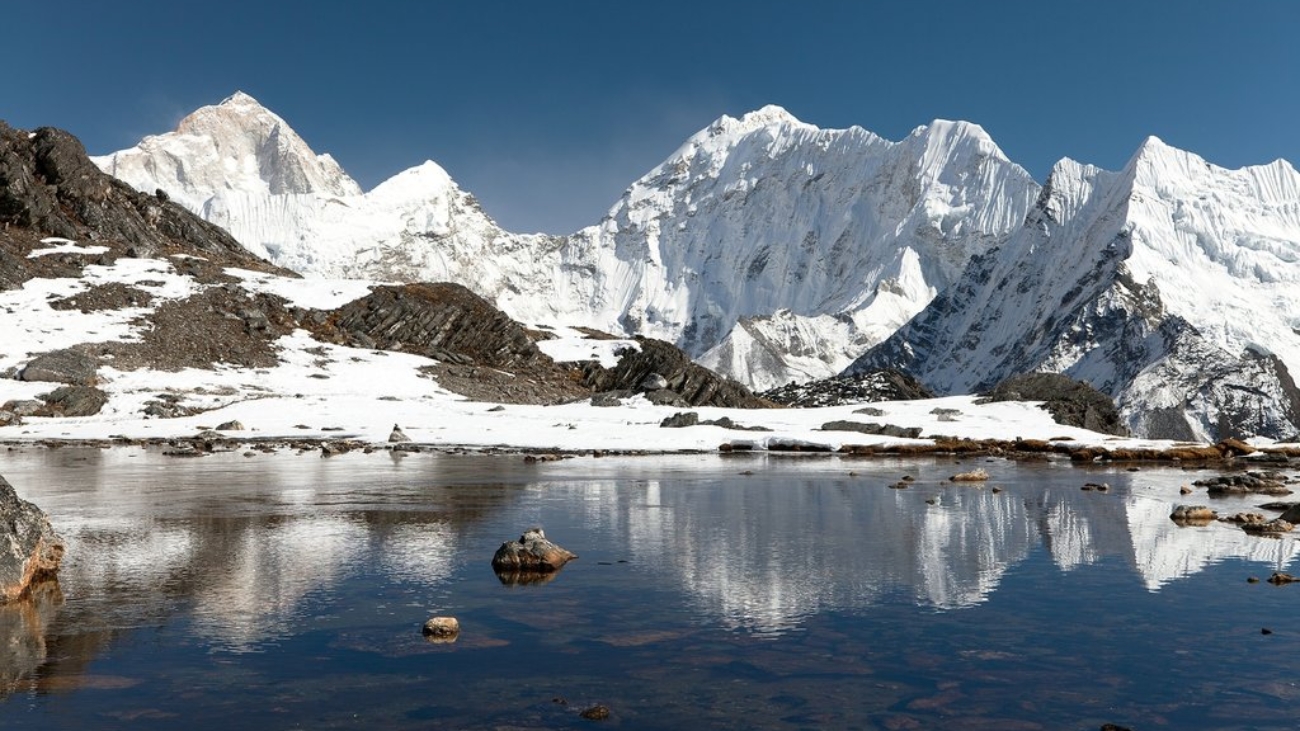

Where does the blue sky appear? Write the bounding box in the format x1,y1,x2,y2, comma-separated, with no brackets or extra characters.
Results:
8,1,1297,234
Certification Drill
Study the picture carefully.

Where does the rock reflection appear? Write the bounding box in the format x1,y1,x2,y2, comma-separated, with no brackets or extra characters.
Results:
0,580,63,696
494,569,564,586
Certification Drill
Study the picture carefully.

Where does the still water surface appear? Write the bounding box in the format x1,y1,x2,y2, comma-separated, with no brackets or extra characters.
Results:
2,447,1299,729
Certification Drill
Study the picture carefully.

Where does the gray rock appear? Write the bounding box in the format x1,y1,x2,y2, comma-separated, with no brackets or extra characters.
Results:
0,411,20,428
491,528,576,573
590,393,623,407
983,373,1128,437
660,412,700,428
0,475,65,603
216,420,245,431
638,372,668,392
20,348,98,386
1,400,42,417
1279,504,1300,523
582,336,772,409
38,385,107,417
819,420,922,439
389,424,411,443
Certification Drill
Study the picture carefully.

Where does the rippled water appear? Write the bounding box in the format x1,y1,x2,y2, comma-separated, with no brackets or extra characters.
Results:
2,447,1299,729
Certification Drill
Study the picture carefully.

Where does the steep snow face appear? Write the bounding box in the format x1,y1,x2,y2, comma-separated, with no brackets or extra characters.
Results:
93,99,1038,388
1122,137,1300,380
849,141,1300,440
92,92,360,213
568,111,1039,370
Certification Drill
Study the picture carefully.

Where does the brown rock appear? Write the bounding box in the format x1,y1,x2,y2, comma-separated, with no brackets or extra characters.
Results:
1170,505,1217,524
421,616,460,642
491,528,576,573
1217,437,1257,457
0,475,65,603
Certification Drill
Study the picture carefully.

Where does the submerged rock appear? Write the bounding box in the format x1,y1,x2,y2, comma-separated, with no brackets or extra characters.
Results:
0,475,65,603
491,528,576,573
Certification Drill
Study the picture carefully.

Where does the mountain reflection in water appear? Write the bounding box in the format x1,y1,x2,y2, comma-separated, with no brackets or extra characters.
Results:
2,448,1298,728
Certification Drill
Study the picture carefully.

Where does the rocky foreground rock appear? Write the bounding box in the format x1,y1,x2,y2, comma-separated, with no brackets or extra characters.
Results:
491,528,577,573
0,475,64,603
983,372,1127,436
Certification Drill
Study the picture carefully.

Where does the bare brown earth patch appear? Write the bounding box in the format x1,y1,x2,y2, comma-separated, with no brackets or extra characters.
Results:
94,287,296,371
48,282,154,312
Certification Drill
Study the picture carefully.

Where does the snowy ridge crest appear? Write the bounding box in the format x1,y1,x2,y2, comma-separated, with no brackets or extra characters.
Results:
94,96,1039,390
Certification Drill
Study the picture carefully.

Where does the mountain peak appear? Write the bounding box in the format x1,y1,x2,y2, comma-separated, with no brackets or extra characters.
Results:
93,93,362,209
737,104,802,128
908,119,1007,160
220,90,263,108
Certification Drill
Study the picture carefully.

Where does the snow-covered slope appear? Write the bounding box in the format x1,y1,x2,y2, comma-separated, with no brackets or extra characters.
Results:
92,92,361,236
93,96,1039,389
849,139,1300,440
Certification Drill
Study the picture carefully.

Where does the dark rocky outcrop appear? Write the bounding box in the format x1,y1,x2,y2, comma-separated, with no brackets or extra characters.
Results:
491,528,576,573
983,373,1127,436
0,475,65,603
658,411,770,431
314,283,547,369
583,337,773,409
0,122,290,285
819,420,923,439
761,369,934,408
36,385,108,417
20,347,99,385
309,283,588,405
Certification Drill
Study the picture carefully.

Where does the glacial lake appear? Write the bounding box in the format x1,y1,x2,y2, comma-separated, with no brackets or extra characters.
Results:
2,447,1299,729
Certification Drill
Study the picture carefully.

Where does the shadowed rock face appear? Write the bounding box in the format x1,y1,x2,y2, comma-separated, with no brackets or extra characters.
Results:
761,369,934,408
314,283,552,370
0,475,65,603
582,337,774,409
984,372,1128,436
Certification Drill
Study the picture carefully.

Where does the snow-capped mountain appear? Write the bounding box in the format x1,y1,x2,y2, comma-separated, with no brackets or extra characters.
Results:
92,94,1038,389
848,140,1300,440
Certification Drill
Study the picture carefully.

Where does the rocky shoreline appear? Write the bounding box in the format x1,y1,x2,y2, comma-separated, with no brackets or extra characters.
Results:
4,432,1298,469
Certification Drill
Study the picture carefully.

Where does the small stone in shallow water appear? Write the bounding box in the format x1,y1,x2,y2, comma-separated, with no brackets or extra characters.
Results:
949,469,988,482
491,528,576,572
1262,628,1274,635
580,705,611,720
1267,572,1297,585
1170,505,1217,523
1247,576,1260,583
422,616,460,641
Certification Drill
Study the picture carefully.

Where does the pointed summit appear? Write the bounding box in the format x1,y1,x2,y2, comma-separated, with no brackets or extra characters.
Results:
92,93,361,212
220,90,262,106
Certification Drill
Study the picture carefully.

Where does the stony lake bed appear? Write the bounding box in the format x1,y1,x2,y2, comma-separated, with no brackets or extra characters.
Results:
2,446,1299,730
